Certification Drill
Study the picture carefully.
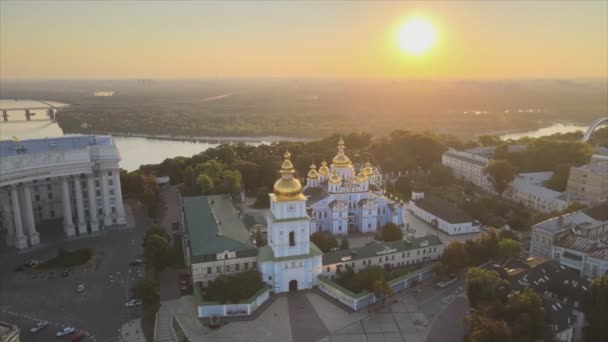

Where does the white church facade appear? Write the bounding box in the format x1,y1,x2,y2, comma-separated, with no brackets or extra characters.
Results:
303,138,405,235
258,150,323,293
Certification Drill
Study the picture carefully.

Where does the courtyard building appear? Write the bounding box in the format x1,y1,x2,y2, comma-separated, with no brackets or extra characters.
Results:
407,191,481,235
0,136,126,249
181,194,258,287
321,235,444,279
303,138,405,235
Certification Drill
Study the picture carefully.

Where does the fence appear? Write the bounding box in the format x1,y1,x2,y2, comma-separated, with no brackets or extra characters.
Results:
196,285,271,318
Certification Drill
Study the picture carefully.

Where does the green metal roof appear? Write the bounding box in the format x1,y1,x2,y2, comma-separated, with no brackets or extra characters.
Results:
183,195,257,262
257,242,323,263
322,235,443,265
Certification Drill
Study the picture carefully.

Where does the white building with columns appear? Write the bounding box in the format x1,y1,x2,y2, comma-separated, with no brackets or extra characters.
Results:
0,135,126,249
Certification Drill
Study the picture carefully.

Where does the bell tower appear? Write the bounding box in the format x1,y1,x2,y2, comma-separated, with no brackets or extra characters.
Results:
267,150,311,258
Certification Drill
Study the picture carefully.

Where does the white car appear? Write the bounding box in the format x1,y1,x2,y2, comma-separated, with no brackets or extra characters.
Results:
76,284,85,293
125,299,142,307
56,327,76,337
30,321,48,333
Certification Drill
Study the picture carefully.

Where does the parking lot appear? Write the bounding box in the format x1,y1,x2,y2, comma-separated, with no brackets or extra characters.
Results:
0,199,150,342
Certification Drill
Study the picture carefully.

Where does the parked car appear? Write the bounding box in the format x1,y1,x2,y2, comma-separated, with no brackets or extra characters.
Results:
125,299,142,307
128,259,144,266
56,327,76,337
68,331,86,342
25,259,40,268
30,321,49,333
62,269,72,278
76,283,85,293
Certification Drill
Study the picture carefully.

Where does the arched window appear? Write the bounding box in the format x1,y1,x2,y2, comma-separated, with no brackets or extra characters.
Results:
289,231,295,246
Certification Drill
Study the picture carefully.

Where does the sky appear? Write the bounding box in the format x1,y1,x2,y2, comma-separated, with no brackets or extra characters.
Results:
1,1,607,80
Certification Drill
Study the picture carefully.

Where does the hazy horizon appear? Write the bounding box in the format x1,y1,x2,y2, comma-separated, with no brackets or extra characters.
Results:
1,1,606,80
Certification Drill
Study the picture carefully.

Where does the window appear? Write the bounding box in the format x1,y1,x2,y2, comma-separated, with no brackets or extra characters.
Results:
110,190,114,195
216,266,221,273
289,231,295,246
109,179,114,186
96,190,101,196
207,267,212,274
50,210,55,218
48,193,53,199
235,264,240,271
35,195,40,201
108,171,112,176
95,180,100,187
244,263,249,269
326,267,330,272
269,276,272,281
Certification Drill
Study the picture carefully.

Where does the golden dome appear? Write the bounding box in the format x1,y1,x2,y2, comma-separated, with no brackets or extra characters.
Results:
307,163,319,179
363,161,374,176
356,172,368,183
273,150,303,200
328,171,342,184
331,138,351,168
318,160,330,175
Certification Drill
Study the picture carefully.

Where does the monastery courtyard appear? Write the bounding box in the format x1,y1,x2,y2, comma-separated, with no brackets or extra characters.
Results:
163,276,465,342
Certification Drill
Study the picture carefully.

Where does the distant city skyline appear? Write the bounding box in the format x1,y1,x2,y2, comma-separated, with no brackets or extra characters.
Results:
1,1,607,80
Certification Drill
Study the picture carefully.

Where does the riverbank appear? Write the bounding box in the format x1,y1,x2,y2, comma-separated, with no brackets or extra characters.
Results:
74,130,318,143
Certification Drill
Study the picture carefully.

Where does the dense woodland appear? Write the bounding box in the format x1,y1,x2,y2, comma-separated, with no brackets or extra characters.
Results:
3,79,606,139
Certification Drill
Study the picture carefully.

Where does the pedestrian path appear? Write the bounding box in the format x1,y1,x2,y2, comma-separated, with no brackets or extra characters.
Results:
287,292,329,342
154,303,175,342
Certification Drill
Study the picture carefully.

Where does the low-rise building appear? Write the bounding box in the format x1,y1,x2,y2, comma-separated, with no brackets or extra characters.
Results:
181,194,258,287
407,191,481,235
0,321,19,342
505,258,591,342
321,235,444,279
530,201,608,279
553,231,608,278
505,172,570,213
567,160,608,203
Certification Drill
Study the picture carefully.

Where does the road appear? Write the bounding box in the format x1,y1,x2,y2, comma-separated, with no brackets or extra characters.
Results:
0,199,151,342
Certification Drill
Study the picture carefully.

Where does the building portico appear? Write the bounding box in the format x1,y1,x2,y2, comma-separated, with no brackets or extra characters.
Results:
0,136,126,249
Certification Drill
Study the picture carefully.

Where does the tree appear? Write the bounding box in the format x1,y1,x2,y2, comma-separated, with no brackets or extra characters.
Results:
182,166,197,194
310,231,338,252
204,270,264,304
441,241,470,274
585,275,608,341
504,288,545,341
255,228,266,247
498,238,521,259
467,313,512,342
252,186,270,209
196,174,215,194
340,236,350,250
134,277,160,310
484,160,516,196
143,234,174,271
429,163,454,187
379,223,403,242
466,268,510,313
372,280,392,306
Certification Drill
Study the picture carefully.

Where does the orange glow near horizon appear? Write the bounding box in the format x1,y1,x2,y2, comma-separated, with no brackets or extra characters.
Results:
0,2,606,79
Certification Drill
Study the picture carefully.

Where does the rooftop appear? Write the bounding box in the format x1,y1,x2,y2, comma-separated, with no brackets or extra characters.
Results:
512,172,568,201
509,259,591,305
322,235,443,265
555,232,608,261
412,195,474,224
0,321,19,341
182,195,257,262
533,201,608,234
0,135,114,157
574,160,608,175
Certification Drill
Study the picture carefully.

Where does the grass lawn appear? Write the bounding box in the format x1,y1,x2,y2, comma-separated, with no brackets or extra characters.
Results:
37,248,94,269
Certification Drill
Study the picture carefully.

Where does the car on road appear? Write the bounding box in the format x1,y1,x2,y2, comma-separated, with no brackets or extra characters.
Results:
128,258,144,266
76,283,86,293
30,321,49,333
125,299,142,307
25,259,40,268
68,331,86,342
56,327,76,337
62,269,72,278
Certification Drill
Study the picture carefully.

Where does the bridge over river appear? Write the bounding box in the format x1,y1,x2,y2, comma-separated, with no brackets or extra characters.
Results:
0,100,65,122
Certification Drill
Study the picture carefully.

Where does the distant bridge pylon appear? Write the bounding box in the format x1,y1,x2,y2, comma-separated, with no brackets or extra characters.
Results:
582,117,608,142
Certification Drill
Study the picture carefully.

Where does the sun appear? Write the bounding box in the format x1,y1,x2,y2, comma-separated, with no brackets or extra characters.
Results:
397,18,437,54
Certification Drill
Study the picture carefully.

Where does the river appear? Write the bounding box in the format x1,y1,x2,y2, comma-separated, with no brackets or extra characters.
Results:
0,100,592,171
